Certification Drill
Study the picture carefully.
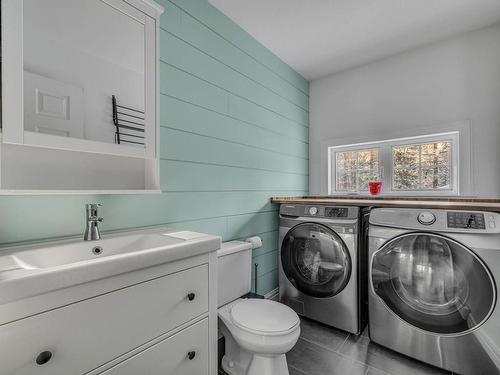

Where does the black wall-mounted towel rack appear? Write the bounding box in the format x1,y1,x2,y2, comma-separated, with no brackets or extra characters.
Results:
112,95,145,146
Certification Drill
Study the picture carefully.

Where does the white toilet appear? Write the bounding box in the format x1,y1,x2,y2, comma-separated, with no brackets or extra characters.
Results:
217,241,300,375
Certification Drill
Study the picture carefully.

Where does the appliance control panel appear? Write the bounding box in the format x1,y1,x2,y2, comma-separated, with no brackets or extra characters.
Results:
279,204,358,219
370,208,499,233
447,212,486,229
305,206,349,217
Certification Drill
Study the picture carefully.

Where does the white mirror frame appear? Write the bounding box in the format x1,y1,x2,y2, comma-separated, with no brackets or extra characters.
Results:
1,0,163,160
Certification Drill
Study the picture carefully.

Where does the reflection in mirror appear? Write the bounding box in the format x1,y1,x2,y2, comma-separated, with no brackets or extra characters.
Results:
23,0,145,147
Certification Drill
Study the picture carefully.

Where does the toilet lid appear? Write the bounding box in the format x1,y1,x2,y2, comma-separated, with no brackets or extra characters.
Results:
230,299,299,334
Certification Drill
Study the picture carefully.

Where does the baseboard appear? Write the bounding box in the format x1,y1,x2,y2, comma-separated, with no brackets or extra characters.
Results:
265,288,279,301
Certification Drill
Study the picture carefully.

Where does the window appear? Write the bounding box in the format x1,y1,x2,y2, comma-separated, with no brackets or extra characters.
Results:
328,132,459,195
392,141,451,191
335,149,379,192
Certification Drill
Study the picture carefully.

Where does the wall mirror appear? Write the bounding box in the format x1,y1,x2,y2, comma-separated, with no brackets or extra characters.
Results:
1,0,163,193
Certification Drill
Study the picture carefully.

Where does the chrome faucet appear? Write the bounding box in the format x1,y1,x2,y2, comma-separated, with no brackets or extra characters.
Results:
84,204,103,241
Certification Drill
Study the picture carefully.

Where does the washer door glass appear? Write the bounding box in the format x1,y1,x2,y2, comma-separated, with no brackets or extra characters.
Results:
372,233,496,334
281,223,351,298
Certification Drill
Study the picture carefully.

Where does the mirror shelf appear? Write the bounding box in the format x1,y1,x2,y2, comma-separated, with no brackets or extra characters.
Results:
22,131,147,159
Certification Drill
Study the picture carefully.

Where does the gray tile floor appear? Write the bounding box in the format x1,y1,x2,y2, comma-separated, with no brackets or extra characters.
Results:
219,316,453,375
287,317,453,375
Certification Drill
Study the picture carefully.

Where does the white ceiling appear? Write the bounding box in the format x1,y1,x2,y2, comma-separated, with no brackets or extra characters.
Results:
209,0,500,80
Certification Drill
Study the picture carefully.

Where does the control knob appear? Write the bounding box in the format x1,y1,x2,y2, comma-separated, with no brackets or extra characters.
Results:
309,207,318,216
417,211,436,225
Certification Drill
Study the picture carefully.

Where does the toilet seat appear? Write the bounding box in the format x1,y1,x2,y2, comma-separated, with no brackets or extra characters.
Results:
230,299,300,336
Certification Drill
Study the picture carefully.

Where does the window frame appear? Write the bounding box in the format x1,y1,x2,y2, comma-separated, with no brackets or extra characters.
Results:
328,132,460,196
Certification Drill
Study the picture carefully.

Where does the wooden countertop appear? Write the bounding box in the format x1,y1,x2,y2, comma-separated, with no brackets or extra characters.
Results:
270,196,500,212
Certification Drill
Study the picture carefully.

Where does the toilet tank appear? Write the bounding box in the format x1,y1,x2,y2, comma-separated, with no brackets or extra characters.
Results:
217,241,252,307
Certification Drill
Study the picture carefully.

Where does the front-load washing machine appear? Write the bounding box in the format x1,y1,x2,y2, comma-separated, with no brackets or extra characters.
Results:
369,207,500,375
279,204,368,334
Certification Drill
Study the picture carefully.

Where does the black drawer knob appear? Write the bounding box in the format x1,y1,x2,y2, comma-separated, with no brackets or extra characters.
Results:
35,351,52,365
187,351,196,360
187,293,195,301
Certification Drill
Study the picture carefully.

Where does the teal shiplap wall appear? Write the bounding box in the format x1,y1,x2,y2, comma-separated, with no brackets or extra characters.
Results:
0,0,309,295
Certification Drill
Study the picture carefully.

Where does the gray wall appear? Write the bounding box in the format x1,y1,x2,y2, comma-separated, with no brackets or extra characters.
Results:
310,23,500,196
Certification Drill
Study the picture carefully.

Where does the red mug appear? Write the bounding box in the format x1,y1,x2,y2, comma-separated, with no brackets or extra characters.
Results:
369,181,383,195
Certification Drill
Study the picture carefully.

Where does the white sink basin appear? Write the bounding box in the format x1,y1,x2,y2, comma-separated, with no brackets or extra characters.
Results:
5,233,184,270
0,229,221,304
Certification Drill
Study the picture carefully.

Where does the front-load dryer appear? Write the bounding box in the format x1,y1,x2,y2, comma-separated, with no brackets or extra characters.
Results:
279,204,368,334
369,207,500,375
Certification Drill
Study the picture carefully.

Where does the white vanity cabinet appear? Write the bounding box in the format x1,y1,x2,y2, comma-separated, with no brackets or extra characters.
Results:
0,250,218,375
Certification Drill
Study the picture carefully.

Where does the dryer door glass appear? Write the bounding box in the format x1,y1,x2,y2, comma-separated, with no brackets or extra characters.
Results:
281,223,351,298
372,233,495,334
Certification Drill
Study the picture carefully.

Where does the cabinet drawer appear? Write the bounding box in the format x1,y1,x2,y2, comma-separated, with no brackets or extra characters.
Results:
100,318,209,375
0,264,208,375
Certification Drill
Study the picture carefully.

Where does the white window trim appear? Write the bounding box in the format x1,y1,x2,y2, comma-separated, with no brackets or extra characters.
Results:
327,131,461,196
